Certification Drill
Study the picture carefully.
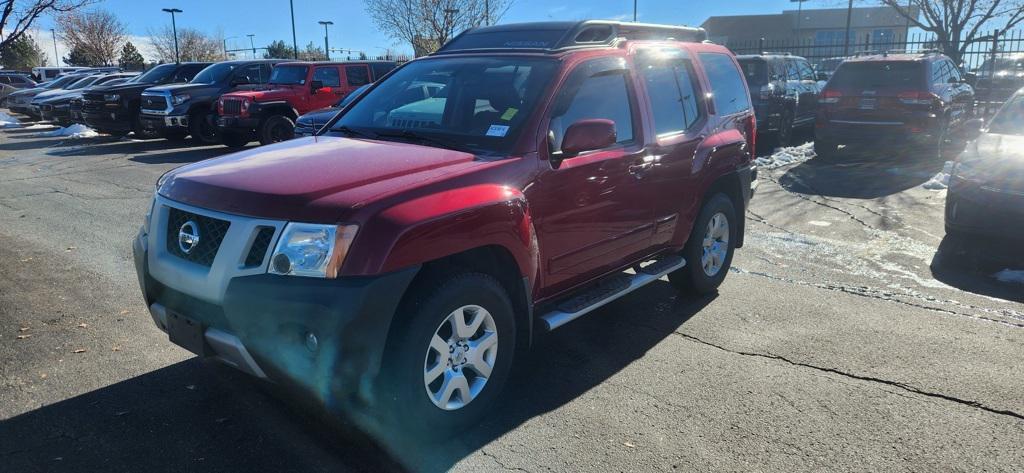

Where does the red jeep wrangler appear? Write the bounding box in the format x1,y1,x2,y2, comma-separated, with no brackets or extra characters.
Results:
133,21,756,434
215,60,396,147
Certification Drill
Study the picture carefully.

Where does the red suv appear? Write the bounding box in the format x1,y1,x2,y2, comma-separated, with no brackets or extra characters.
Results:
132,21,756,435
815,51,975,159
215,61,396,147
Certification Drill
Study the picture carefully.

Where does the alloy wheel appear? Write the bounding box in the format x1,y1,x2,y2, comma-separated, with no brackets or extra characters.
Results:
423,304,498,411
701,212,730,277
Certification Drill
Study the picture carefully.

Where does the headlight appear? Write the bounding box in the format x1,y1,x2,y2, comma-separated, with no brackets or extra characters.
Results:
104,94,120,102
269,223,358,278
171,94,190,105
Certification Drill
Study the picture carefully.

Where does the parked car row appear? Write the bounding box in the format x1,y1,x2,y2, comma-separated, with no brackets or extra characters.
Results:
5,59,395,147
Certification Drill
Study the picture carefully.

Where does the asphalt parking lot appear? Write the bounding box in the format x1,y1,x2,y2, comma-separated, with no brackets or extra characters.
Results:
1,121,1022,472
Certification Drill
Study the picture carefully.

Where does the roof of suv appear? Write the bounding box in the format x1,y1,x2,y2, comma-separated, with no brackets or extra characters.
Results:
736,54,809,61
273,60,396,67
434,20,707,56
845,52,946,63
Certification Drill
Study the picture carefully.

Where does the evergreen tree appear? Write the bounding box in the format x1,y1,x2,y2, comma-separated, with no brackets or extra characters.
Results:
0,35,48,70
63,44,95,66
118,42,145,70
264,40,294,59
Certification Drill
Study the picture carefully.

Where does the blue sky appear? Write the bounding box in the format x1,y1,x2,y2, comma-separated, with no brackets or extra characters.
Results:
34,0,854,64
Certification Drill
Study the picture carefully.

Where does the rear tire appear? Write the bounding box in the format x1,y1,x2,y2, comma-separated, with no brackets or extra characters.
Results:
258,115,295,146
814,139,839,162
669,193,737,295
775,109,794,148
378,272,516,435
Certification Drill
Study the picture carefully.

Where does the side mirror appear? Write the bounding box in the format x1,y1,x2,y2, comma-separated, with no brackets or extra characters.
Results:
816,72,829,81
310,80,324,94
960,117,985,140
560,119,616,156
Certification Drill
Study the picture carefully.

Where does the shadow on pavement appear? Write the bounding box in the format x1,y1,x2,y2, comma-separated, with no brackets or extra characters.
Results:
45,138,195,157
930,234,1024,303
778,155,947,199
129,146,239,164
0,281,713,473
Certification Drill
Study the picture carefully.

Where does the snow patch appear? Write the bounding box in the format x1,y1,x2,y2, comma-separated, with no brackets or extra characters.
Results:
994,269,1024,284
922,161,954,190
755,142,816,170
808,221,832,227
0,111,22,128
33,124,99,139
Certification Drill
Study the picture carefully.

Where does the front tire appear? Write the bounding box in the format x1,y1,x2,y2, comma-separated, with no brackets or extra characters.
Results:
189,112,219,145
775,109,794,148
258,115,295,145
379,272,516,434
669,193,737,295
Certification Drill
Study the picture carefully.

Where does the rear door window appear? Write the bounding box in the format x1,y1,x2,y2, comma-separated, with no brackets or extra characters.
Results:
313,66,342,87
638,49,702,135
797,60,815,81
738,59,767,86
831,62,922,89
698,52,751,115
345,65,370,87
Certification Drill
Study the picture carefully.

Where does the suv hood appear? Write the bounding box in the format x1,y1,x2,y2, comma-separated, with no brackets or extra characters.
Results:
224,85,303,102
159,135,480,221
87,82,156,95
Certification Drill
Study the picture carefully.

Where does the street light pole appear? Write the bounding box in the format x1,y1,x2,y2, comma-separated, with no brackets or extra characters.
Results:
842,0,853,57
50,28,59,67
289,0,299,59
247,34,256,59
318,21,333,61
633,0,637,22
162,8,182,63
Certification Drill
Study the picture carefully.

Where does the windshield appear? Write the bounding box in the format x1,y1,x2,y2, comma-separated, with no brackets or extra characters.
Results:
331,57,557,155
336,84,370,107
66,76,100,90
192,63,237,84
738,59,768,86
45,75,81,89
976,57,1024,74
135,64,177,84
988,95,1024,135
269,65,309,85
829,61,922,89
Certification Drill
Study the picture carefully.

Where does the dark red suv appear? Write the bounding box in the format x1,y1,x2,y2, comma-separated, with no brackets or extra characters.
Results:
132,21,757,435
815,51,975,159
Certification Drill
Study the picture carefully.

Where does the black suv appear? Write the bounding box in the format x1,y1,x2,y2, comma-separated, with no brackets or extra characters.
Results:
737,54,822,146
139,59,282,144
82,62,211,137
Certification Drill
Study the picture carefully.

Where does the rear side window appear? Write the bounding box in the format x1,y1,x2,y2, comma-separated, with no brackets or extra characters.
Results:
346,66,370,86
699,53,751,115
638,50,701,135
738,59,767,86
174,64,207,83
830,62,922,89
313,66,341,87
797,60,815,81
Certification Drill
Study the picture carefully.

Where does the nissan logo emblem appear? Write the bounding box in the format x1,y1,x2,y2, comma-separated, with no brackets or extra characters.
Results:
178,220,200,254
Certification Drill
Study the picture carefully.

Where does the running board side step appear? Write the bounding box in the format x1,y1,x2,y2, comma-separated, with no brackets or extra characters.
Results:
539,255,686,331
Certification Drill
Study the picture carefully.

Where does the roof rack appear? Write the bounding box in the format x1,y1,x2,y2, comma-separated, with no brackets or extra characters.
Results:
760,51,792,56
434,20,708,55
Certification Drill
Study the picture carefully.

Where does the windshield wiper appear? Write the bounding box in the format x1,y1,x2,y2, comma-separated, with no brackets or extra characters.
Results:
332,125,378,140
373,129,473,153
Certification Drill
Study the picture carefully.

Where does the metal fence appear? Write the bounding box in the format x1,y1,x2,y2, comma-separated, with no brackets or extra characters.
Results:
724,29,1024,73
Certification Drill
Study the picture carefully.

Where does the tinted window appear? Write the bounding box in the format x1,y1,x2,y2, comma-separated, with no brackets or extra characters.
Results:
346,66,370,86
313,66,341,87
738,59,767,86
234,64,267,84
797,60,815,81
639,51,701,135
699,53,751,115
0,77,9,84
173,64,207,83
784,59,800,80
134,64,177,84
550,68,634,150
270,65,309,85
947,61,962,81
830,62,922,88
192,63,237,84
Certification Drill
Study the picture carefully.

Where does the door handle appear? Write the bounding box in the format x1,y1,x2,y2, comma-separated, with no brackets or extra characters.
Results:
628,155,660,178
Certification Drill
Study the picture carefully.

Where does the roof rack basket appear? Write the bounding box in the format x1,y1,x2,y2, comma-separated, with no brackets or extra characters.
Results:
435,20,708,55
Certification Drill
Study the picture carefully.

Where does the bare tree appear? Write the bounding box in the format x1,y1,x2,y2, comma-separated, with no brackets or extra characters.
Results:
878,0,1024,63
56,8,126,66
0,0,95,51
365,0,512,56
149,26,224,62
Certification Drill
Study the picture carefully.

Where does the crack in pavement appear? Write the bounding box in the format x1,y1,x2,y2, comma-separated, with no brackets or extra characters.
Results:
731,266,1024,328
673,332,1024,422
478,448,532,473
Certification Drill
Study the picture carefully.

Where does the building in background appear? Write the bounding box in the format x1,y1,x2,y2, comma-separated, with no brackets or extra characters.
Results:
702,6,919,58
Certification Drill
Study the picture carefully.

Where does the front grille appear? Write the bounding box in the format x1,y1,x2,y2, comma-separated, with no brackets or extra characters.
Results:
166,208,231,267
141,95,168,112
222,99,242,116
82,94,105,113
244,226,275,267
40,104,53,112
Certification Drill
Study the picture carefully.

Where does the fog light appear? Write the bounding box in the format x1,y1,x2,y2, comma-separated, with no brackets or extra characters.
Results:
305,332,318,352
272,253,291,274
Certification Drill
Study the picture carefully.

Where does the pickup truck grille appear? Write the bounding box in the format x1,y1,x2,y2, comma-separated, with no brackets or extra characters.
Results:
221,99,242,116
82,93,106,113
141,95,169,112
166,208,231,267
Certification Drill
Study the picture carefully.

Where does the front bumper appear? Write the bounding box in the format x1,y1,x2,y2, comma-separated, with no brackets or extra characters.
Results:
216,115,261,131
83,109,134,132
132,196,420,410
140,113,189,131
946,175,1024,238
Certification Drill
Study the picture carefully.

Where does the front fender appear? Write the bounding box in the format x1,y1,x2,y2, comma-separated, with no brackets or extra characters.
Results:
343,184,538,285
